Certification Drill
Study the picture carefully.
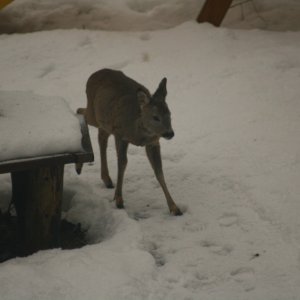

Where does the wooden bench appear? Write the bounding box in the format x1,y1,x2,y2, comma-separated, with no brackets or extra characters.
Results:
0,93,94,256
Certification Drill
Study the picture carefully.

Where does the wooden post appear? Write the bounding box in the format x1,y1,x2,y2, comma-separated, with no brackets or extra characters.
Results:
11,165,64,256
0,0,14,11
197,0,234,27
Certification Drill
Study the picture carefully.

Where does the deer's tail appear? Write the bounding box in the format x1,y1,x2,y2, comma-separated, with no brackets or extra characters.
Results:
75,108,87,175
75,162,83,175
77,107,86,115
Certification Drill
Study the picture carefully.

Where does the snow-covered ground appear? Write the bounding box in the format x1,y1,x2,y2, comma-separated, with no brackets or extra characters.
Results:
0,1,300,299
1,0,300,32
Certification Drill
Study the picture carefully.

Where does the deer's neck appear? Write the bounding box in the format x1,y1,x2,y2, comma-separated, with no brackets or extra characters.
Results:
132,118,159,146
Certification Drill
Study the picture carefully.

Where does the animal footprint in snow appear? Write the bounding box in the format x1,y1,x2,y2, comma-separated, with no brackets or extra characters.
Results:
162,151,185,163
200,240,233,256
183,273,216,290
144,241,165,267
218,212,239,227
230,267,255,291
139,32,151,41
132,211,151,220
183,220,206,232
39,63,55,78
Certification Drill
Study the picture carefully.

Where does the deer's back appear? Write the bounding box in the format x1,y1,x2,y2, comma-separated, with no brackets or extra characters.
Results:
86,69,150,137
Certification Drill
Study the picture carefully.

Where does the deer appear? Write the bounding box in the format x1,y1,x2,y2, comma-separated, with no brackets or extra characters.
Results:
77,69,182,216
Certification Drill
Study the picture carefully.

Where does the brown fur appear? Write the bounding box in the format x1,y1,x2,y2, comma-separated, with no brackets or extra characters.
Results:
77,69,182,215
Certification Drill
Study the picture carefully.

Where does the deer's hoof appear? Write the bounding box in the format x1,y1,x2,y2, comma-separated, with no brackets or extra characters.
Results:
105,182,114,189
102,177,114,189
171,207,183,216
115,196,124,209
116,202,124,209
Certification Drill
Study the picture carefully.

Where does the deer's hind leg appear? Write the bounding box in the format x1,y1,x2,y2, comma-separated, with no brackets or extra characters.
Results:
114,136,129,209
98,128,114,188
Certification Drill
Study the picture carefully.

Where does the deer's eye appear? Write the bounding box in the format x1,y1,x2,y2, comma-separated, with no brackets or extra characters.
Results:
153,116,160,122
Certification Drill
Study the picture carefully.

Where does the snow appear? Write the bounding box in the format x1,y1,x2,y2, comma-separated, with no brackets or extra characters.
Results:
1,0,300,32
1,0,300,299
224,0,300,31
0,0,205,32
0,91,83,161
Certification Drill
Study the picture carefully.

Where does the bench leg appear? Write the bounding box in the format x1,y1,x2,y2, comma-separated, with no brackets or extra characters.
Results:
11,165,64,256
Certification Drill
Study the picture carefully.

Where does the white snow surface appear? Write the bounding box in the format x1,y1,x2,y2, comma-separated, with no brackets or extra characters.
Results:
1,1,300,300
0,91,83,161
1,0,300,32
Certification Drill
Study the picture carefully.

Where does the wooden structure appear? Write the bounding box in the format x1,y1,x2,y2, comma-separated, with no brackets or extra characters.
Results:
0,115,94,256
0,0,14,10
197,0,234,27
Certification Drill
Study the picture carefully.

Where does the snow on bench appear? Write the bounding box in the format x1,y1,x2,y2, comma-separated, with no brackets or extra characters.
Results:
0,90,83,162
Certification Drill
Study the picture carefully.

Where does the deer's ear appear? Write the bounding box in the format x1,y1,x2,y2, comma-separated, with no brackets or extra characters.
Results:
154,77,167,99
137,90,150,107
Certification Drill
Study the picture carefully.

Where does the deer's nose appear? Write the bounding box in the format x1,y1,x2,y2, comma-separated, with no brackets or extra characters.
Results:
162,130,174,140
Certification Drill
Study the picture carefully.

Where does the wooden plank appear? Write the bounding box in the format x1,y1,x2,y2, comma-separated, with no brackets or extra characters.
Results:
12,165,64,255
0,153,75,174
197,0,234,27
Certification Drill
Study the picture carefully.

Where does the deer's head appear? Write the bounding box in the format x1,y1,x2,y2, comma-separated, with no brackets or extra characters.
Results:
137,78,174,140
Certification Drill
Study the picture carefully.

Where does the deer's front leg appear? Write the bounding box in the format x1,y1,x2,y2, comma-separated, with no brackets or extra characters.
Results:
145,143,182,216
114,136,129,209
